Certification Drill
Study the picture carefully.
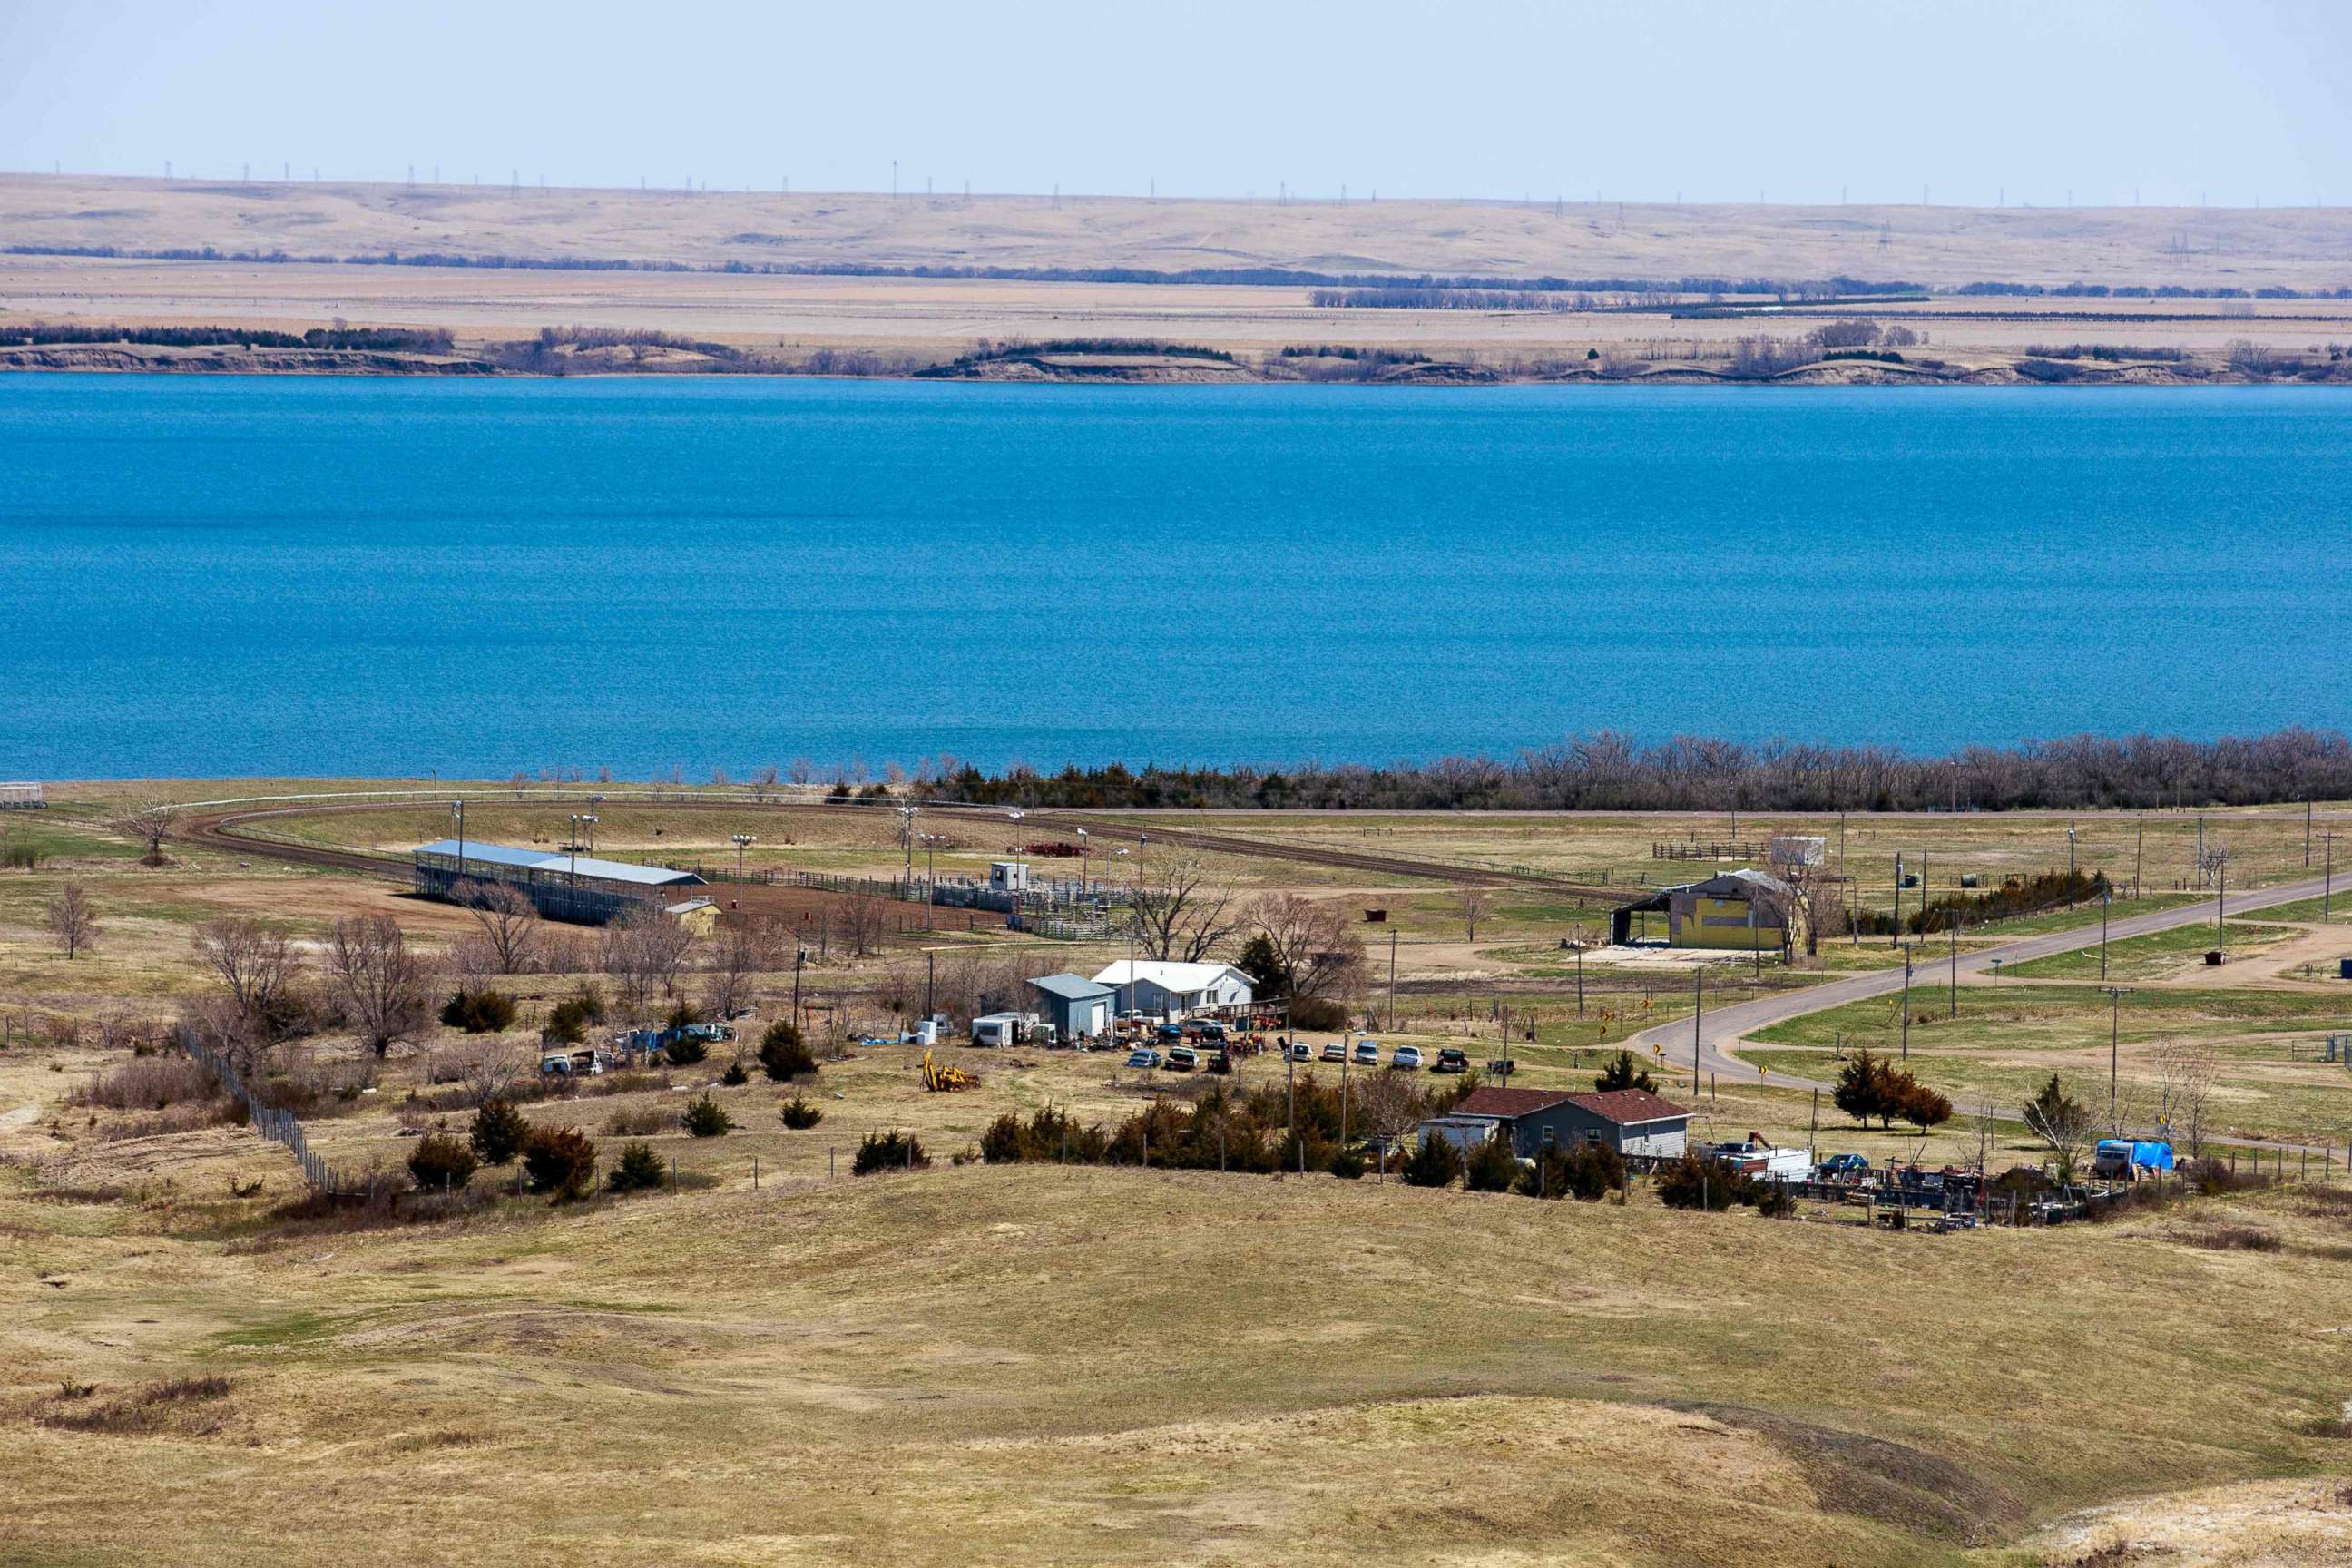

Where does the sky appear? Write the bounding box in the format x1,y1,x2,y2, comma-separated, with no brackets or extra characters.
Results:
4,0,2348,207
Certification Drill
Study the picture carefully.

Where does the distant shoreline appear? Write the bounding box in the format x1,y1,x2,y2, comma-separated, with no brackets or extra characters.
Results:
1,342,2338,387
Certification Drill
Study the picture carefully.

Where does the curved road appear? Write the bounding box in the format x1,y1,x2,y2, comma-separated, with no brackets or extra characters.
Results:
1630,870,2345,1127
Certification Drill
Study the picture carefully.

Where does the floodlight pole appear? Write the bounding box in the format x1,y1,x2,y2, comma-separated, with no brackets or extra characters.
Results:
450,799,466,881
732,833,755,880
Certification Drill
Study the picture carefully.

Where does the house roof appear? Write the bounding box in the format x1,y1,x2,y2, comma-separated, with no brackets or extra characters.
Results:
1450,1086,1580,1119
1027,972,1115,1001
1563,1088,1690,1125
1091,960,1252,994
1448,1085,1690,1124
1683,867,1793,899
416,839,704,888
664,897,717,916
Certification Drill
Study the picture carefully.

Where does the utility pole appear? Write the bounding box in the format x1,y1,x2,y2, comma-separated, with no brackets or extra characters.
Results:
2101,986,2135,1126
1900,945,1914,1059
1892,853,1904,946
1387,927,1398,1032
2216,854,2228,956
2308,800,2314,867
2326,832,2337,922
2067,822,2077,903
1949,916,1959,1018
1692,965,1704,1094
2135,809,2144,896
2101,885,2111,980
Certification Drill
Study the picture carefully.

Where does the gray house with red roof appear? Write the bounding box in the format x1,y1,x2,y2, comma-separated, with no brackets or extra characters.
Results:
1442,1085,1690,1160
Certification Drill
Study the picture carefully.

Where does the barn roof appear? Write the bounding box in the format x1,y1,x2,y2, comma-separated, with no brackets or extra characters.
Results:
415,839,704,887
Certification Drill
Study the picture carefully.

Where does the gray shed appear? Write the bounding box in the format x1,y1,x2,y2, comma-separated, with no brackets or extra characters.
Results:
1025,972,1116,1042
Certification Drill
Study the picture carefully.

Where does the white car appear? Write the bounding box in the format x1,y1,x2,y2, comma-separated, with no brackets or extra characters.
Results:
1390,1045,1424,1071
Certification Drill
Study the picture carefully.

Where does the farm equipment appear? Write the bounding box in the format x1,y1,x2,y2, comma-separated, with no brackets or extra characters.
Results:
920,1050,977,1092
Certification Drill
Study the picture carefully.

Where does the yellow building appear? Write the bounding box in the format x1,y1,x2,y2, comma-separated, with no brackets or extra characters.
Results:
1609,868,1799,955
664,897,720,937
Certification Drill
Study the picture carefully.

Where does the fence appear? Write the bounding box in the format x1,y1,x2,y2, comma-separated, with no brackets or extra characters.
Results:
185,1032,362,1196
1653,840,1769,861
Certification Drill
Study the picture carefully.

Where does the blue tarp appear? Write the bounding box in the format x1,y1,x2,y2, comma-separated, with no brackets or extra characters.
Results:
2097,1139,2175,1171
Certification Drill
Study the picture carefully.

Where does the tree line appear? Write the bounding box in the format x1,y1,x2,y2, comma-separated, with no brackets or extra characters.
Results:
0,322,455,352
903,728,2351,814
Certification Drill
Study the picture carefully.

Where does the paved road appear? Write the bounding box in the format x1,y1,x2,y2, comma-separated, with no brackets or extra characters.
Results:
1628,871,2344,1115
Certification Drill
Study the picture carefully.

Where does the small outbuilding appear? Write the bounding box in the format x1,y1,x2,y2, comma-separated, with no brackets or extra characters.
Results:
1608,867,1798,954
1026,972,1116,1042
664,897,720,937
1443,1085,1690,1160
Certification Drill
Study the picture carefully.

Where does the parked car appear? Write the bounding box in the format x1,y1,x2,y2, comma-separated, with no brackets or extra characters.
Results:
1288,1041,1313,1062
1818,1153,1869,1179
1156,1023,1186,1043
1391,1045,1424,1071
1207,1049,1232,1074
1319,1042,1347,1063
1164,1046,1200,1073
1194,1022,1228,1043
1433,1048,1471,1074
1353,1039,1380,1066
1126,1048,1162,1070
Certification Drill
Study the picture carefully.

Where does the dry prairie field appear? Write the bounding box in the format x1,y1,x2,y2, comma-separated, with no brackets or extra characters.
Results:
5,175,2351,374
6,782,2352,1563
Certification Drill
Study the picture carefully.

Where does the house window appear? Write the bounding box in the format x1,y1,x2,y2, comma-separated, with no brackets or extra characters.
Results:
1542,1125,1555,1144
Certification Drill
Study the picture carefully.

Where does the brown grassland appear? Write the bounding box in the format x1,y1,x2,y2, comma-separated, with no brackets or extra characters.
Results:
5,784,2352,1564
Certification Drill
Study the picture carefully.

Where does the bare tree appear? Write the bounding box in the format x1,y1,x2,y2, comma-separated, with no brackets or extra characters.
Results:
45,883,99,958
1246,893,1367,1002
838,892,890,958
699,915,778,1020
2152,1039,2218,1155
191,916,306,1040
1454,885,1495,941
446,1039,530,1106
456,880,544,974
750,765,780,803
107,800,182,866
2022,1075,2096,1186
325,914,432,1056
603,906,696,1012
1130,854,1242,962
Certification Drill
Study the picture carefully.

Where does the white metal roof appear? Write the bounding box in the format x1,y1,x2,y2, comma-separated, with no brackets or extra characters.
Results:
1091,960,1253,994
415,839,704,887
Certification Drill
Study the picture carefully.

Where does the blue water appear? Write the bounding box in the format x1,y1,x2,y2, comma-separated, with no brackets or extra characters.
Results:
2,375,2347,779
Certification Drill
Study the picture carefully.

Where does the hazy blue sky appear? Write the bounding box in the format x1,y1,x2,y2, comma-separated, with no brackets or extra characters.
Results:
5,0,2347,205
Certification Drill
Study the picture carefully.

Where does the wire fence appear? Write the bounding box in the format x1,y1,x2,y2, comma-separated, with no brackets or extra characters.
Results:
184,1031,362,1196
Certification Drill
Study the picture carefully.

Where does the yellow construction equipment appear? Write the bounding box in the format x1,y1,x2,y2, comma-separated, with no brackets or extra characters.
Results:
920,1050,976,1092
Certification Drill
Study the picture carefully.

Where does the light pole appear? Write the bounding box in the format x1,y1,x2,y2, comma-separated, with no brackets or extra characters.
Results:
2101,986,2135,1127
2067,821,2077,905
1076,828,1089,898
568,815,583,883
897,805,917,888
2100,885,2111,980
732,832,756,880
450,799,466,881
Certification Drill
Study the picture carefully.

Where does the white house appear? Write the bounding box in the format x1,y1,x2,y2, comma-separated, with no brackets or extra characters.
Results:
1091,960,1254,1021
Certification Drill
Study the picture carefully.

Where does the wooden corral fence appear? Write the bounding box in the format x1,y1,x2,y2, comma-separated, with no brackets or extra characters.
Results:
185,1032,363,1196
1652,839,1768,861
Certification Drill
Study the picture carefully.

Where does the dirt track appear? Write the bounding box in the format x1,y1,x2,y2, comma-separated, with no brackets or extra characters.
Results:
176,795,1626,897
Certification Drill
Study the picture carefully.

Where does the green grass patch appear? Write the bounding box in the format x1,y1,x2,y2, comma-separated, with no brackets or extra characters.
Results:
2005,919,2298,980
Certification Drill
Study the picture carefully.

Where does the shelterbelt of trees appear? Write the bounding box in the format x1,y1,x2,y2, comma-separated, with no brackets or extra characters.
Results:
914,728,2351,813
